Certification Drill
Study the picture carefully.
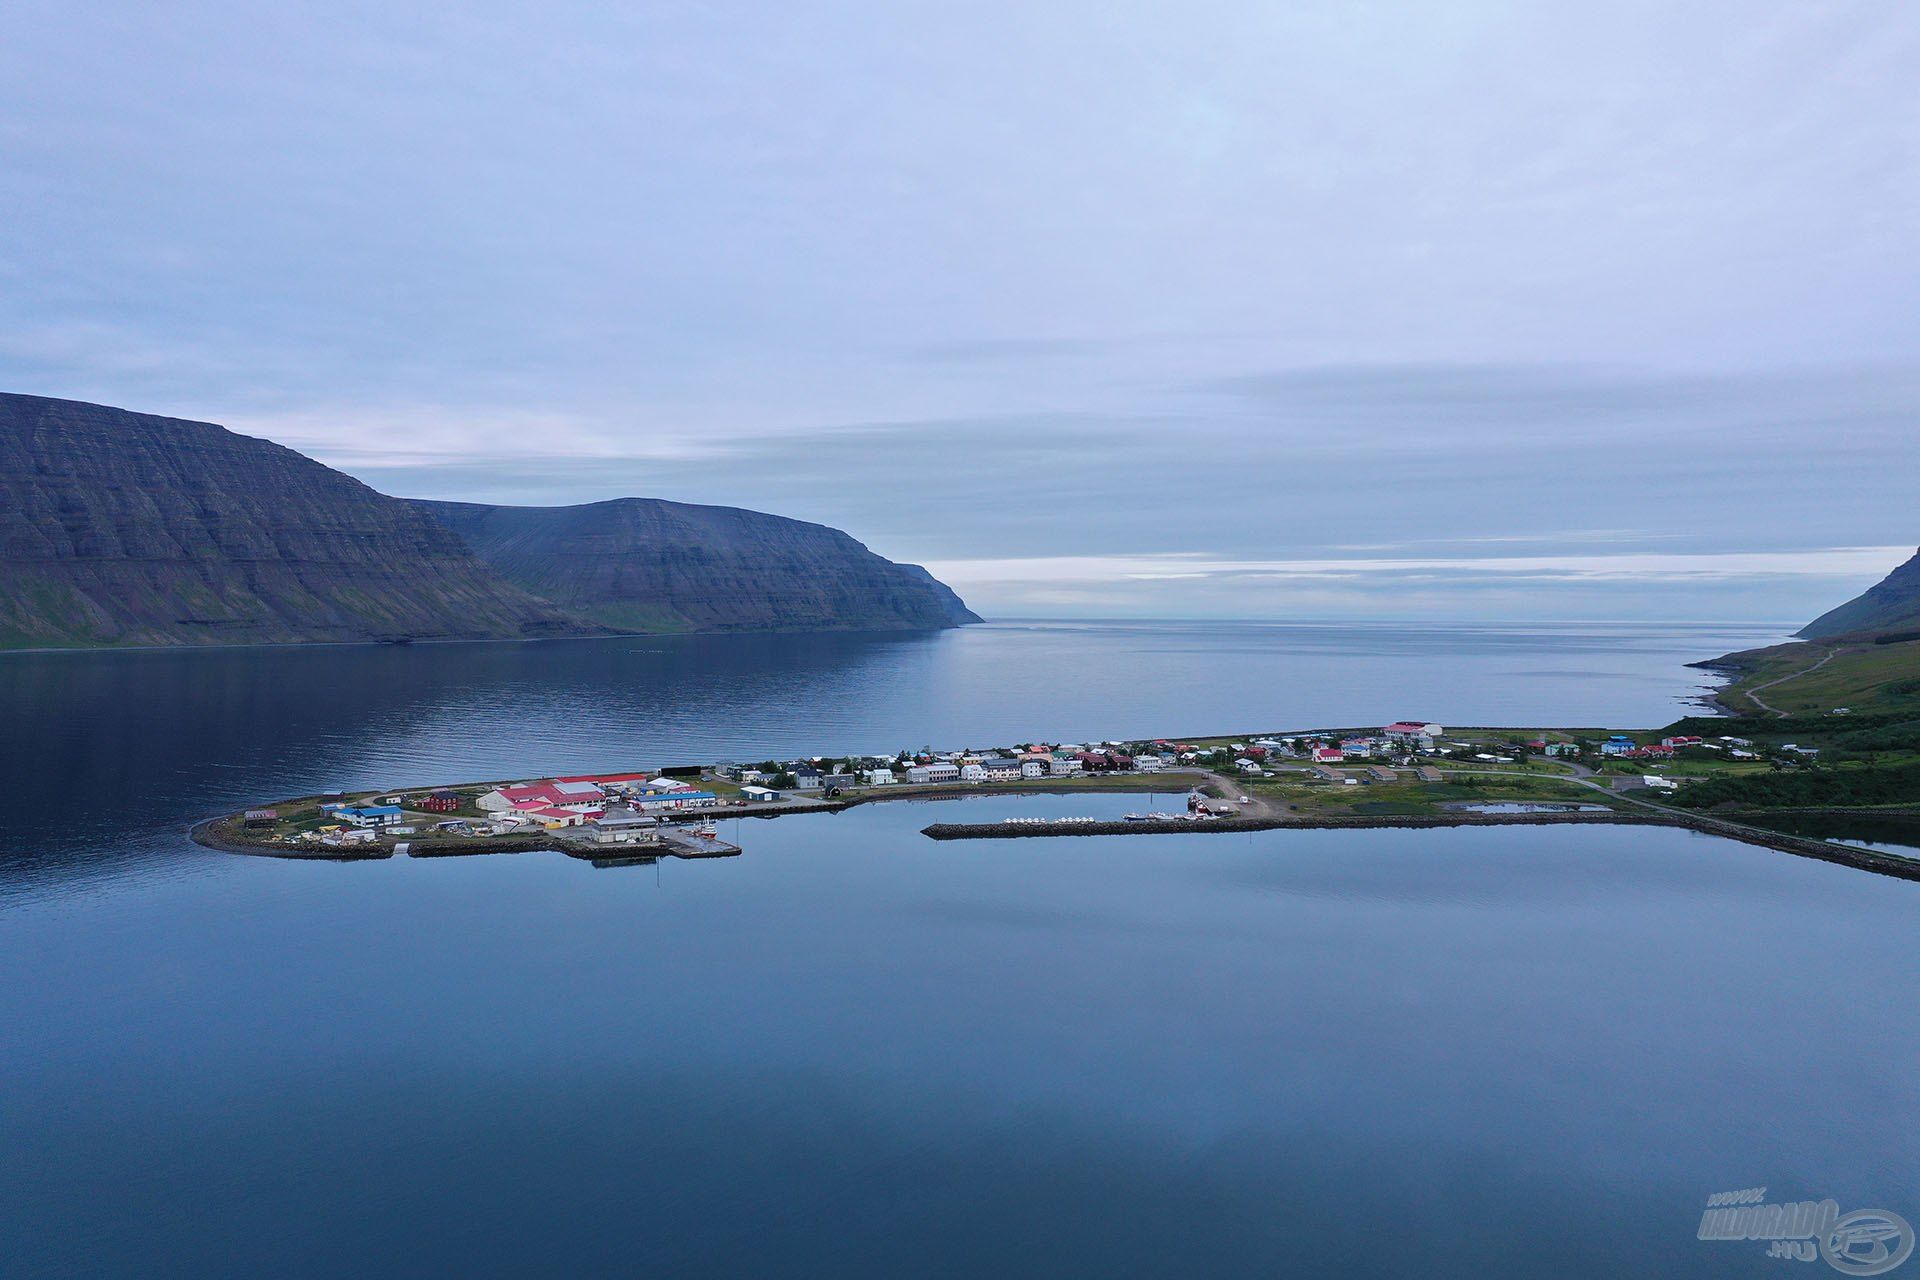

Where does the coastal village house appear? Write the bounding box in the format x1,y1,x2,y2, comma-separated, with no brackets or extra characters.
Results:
907,762,961,783
1383,721,1442,751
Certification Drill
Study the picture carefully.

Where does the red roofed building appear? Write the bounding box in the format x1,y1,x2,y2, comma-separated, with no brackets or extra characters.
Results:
477,779,607,814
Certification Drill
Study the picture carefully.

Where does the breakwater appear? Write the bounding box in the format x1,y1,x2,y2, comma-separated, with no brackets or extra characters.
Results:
921,809,1920,882
922,810,1652,840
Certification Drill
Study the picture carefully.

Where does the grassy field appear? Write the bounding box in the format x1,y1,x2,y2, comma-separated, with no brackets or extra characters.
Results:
1589,753,1770,779
1711,637,1920,717
1424,755,1579,777
1242,768,1617,817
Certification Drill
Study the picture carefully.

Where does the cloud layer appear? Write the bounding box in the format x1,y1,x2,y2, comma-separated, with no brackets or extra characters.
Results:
3,3,1916,620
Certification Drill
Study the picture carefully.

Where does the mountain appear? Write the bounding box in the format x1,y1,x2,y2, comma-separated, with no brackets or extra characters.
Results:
410,498,982,633
0,392,978,649
1799,548,1920,640
0,393,596,648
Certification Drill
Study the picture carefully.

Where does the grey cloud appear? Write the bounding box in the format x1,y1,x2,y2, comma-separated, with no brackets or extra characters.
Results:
4,2,1918,622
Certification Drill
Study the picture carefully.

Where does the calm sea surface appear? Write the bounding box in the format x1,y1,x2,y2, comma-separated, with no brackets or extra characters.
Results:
5,619,1917,1278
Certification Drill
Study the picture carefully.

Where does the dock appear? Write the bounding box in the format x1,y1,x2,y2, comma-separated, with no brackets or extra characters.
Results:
657,826,742,858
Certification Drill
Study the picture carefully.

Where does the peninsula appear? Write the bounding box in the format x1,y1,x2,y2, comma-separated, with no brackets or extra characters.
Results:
193,708,1920,881
195,560,1920,881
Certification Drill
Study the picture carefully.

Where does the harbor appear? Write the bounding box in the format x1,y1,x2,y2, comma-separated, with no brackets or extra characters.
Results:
190,714,1920,883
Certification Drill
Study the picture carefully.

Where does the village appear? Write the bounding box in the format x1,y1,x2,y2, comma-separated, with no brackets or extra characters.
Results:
215,717,1794,858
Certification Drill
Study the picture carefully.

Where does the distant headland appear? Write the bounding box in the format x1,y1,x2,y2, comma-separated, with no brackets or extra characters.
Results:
0,392,978,650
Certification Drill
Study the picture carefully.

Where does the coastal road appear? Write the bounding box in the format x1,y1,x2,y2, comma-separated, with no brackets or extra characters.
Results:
1741,647,1837,717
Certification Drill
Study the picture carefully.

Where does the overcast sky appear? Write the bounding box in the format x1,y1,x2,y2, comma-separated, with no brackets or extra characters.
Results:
3,2,1917,621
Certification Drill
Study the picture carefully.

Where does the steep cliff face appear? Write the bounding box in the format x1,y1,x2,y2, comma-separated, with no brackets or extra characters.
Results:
411,498,981,633
1799,548,1920,640
0,394,594,648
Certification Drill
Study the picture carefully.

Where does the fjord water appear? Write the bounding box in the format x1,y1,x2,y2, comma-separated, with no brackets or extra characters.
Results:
5,620,1917,1278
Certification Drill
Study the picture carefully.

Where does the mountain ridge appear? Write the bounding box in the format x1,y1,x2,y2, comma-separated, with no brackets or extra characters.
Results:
410,497,981,634
0,393,978,649
1798,547,1920,640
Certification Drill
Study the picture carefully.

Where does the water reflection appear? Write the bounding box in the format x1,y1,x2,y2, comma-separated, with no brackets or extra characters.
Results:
0,619,1784,900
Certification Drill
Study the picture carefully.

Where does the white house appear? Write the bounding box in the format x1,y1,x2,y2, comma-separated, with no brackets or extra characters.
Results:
1047,756,1083,775
1135,755,1164,772
960,763,988,782
863,768,898,786
907,762,960,784
978,758,1024,782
